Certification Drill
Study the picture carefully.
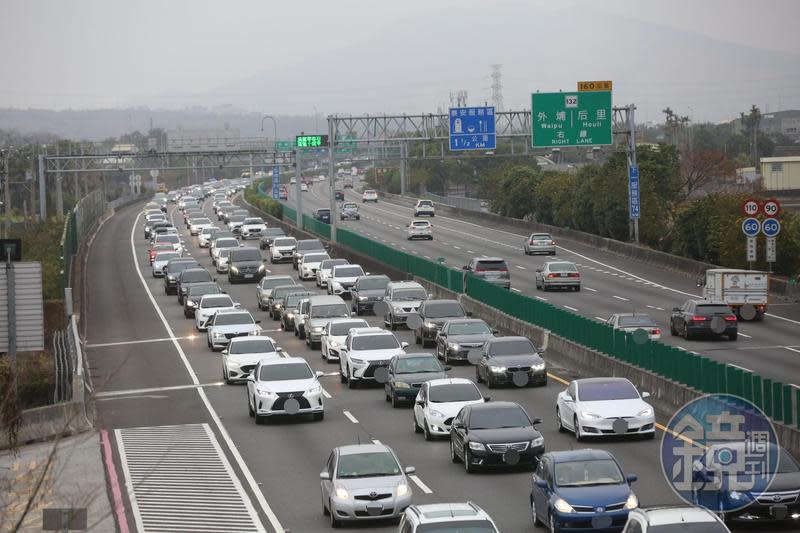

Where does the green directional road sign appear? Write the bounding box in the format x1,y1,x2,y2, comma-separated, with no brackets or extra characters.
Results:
531,91,612,148
275,140,293,152
336,136,356,154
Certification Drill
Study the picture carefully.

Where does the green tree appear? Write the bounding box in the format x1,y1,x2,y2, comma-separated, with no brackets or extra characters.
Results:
490,165,541,219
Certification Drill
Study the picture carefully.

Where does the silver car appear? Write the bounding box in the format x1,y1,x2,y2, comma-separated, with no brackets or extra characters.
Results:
606,313,662,340
383,281,428,330
320,444,415,527
151,251,181,277
535,261,581,291
524,233,556,255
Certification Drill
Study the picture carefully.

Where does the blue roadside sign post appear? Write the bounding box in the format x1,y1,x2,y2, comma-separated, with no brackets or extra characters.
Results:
271,165,280,199
449,106,496,151
628,165,640,220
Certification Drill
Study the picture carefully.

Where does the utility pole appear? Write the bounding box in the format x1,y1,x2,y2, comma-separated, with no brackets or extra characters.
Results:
3,151,10,238
295,148,303,230
56,144,64,218
627,105,639,244
399,142,407,195
38,153,46,221
328,118,337,243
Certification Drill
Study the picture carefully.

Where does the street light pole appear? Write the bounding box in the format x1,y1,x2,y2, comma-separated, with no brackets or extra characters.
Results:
260,115,278,146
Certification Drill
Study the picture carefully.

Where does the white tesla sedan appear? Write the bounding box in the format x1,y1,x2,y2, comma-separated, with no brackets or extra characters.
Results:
320,318,369,362
555,377,655,441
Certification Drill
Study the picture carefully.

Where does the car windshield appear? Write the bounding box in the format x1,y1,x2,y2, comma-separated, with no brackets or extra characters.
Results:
364,190,376,195
230,339,275,354
157,235,180,244
475,260,508,271
548,262,577,272
229,215,246,223
200,228,215,235
274,238,297,247
617,315,656,327
419,201,432,206
310,304,349,318
297,240,323,251
218,249,231,259
448,321,491,335
244,218,263,224
424,302,464,318
272,286,301,299
352,335,400,351
357,277,389,290
260,277,294,289
304,253,329,264
469,406,530,429
285,293,312,307
201,296,234,308
188,285,219,297
646,525,729,533
695,304,733,316
489,339,534,356
334,266,365,278
555,459,624,487
232,249,262,262
167,261,198,273
429,383,483,403
395,356,441,374
343,203,357,209
412,221,430,227
181,270,212,283
317,210,330,216
216,238,239,248
258,363,312,381
213,312,253,325
263,228,285,236
194,218,211,225
321,259,348,270
416,522,497,533
330,321,368,336
578,380,639,401
336,452,400,478
393,288,427,301
531,233,552,240
155,252,179,261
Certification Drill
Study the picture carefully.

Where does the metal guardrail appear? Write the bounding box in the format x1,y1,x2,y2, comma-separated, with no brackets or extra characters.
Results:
423,192,488,212
60,190,105,292
52,315,83,403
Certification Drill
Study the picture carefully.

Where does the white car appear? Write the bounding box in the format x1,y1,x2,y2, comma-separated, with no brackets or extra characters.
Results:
195,294,240,331
240,217,267,239
316,258,349,288
154,233,184,254
406,220,433,240
207,309,262,351
300,183,309,192
189,217,214,236
328,264,365,296
624,506,730,533
197,227,218,247
412,378,486,441
227,215,247,233
151,251,181,277
211,237,240,265
215,248,232,273
270,237,298,264
339,327,408,388
399,503,498,533
605,313,662,341
298,252,331,281
246,357,325,423
320,318,369,362
362,189,378,202
414,200,435,217
555,377,655,440
222,335,281,384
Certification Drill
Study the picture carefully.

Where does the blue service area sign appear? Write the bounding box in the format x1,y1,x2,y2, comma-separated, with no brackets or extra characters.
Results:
741,217,761,237
628,164,640,219
271,165,280,199
449,106,496,151
762,218,781,237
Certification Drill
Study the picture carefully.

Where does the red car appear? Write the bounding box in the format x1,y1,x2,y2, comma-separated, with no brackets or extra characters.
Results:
148,244,174,264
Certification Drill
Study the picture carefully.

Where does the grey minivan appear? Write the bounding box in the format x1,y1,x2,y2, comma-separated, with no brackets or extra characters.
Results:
462,257,511,289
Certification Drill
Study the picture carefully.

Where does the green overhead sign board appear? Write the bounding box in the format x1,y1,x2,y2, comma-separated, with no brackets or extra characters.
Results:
275,140,293,152
531,91,612,148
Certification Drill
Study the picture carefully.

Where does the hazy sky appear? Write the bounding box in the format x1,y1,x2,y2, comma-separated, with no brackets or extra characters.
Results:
2,0,799,122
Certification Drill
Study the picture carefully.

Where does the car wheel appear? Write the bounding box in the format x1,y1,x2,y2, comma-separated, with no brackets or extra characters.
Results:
329,500,341,528
574,285,581,292
299,328,306,340
443,349,449,365
254,399,263,425
354,306,361,316
248,395,254,417
556,408,566,433
487,374,495,389
413,414,422,434
313,412,324,421
531,496,542,527
683,323,693,340
385,389,391,402
475,367,483,383
415,333,421,345
450,439,461,463
223,368,233,385
391,393,401,408
347,369,357,389
729,332,738,341
340,367,347,383
574,416,583,442
464,447,475,473
423,419,433,441
389,318,397,331
669,319,677,336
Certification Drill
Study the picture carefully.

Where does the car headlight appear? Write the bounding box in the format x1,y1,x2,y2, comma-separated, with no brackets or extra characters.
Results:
623,493,638,510
350,357,364,364
213,332,225,338
395,382,410,389
334,487,349,500
637,408,653,417
532,363,546,371
396,483,409,497
229,266,239,273
274,304,282,309
308,384,321,394
532,436,544,447
286,312,294,319
468,441,485,451
258,264,266,272
554,498,575,514
167,275,176,281
580,411,602,419
357,296,368,301
424,322,436,329
392,306,403,313
489,365,506,373
729,490,743,501
428,409,445,419
256,387,275,396
312,326,323,333
186,301,195,308
447,342,460,351
330,341,340,348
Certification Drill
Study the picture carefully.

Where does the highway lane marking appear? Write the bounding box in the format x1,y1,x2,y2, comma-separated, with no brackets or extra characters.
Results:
467,250,475,254
409,475,433,494
453,245,461,250
96,382,225,398
424,255,432,259
515,265,526,270
511,288,522,293
129,212,286,533
563,305,579,312
786,347,800,355
594,316,606,321
737,332,752,339
535,296,548,301
583,287,598,292
646,305,665,311
343,410,359,423
612,295,630,301
371,439,382,445
728,363,753,372
86,336,199,348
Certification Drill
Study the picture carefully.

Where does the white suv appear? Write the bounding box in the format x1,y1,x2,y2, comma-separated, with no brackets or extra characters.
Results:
246,357,325,423
339,327,407,389
623,506,729,532
407,220,433,240
414,199,435,217
328,264,366,296
399,502,498,532
298,252,331,281
362,189,378,202
412,378,486,441
240,217,267,239
222,335,281,384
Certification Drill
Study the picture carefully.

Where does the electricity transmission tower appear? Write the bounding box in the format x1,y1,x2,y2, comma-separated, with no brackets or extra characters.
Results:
490,64,504,111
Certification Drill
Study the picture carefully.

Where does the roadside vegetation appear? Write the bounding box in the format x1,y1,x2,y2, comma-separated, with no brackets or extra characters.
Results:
244,182,283,219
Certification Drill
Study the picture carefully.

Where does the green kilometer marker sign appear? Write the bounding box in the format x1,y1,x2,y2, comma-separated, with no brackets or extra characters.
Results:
531,91,612,148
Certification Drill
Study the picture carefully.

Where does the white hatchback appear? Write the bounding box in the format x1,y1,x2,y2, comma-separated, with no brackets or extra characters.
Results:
406,220,433,240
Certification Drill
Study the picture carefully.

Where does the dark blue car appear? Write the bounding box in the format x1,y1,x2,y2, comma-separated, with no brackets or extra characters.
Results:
530,449,638,532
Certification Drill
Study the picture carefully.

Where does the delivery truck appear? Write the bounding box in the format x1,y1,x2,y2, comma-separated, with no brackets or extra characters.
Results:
699,269,769,320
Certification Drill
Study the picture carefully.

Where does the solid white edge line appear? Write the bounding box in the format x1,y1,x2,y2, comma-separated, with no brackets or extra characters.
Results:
511,288,522,293
564,305,579,312
343,410,359,424
728,363,752,373
130,211,281,533
583,287,598,292
785,347,800,354
409,474,433,494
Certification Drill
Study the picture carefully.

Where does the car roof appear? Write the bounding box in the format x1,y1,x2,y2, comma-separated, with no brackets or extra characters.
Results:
337,443,390,456
468,401,523,413
388,281,424,289
632,506,720,525
548,448,615,462
426,377,476,387
327,318,368,325
357,274,389,281
333,263,362,270
574,377,633,386
486,336,530,344
473,256,505,262
443,318,486,325
349,327,390,336
425,299,460,305
308,295,346,305
411,502,488,522
259,356,306,367
395,352,436,360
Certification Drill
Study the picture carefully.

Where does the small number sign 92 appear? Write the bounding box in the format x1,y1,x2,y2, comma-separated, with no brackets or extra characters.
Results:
741,218,761,237
762,218,781,237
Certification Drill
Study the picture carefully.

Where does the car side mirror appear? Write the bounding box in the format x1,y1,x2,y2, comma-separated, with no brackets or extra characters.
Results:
276,347,283,352
315,371,325,378
641,391,651,398
404,466,416,475
462,266,469,270
535,479,547,489
483,396,491,402
537,348,545,355
246,374,255,382
234,303,241,308
221,349,228,355
401,342,409,348
255,320,262,324
319,471,331,481
531,417,542,425
627,474,638,484
466,311,473,317
492,329,499,334
672,307,680,312
452,422,463,429
415,398,424,405
444,366,452,371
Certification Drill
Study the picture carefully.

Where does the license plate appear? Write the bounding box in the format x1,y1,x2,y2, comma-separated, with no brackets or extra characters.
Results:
244,274,253,279
560,273,568,277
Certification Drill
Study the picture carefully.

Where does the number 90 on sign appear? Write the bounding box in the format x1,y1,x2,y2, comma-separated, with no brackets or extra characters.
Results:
741,218,761,237
762,218,781,237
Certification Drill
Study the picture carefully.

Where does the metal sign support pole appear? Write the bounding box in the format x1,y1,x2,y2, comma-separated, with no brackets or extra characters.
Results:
6,251,17,402
328,118,337,244
295,150,303,230
38,154,46,220
400,142,407,196
249,153,254,183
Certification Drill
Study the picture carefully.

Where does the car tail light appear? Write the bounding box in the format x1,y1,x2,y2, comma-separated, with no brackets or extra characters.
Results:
724,315,737,322
651,328,661,335
691,315,708,322
550,240,556,245
568,273,580,278
756,305,765,311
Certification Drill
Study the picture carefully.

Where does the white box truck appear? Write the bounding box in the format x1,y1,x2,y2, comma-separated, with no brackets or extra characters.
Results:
700,269,769,320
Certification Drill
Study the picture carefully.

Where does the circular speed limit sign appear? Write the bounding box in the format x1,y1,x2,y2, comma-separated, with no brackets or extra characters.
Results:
762,218,781,237
741,198,760,217
763,199,781,217
741,217,761,237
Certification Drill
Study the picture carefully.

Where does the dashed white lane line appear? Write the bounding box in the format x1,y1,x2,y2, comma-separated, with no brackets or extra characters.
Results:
321,389,332,399
441,241,450,245
646,305,666,311
737,332,752,339
453,245,461,250
785,347,800,355
564,305,579,312
535,296,548,301
594,316,606,321
343,410,359,424
583,287,598,292
409,475,433,494
424,255,432,260
371,439,382,445
511,288,522,293
466,250,475,254
515,265,526,270
612,295,630,301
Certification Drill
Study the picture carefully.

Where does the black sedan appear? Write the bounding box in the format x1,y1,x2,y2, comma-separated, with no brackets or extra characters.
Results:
475,336,547,388
384,353,449,408
183,282,221,318
436,318,496,363
259,228,287,250
670,299,738,341
413,299,469,348
450,401,544,473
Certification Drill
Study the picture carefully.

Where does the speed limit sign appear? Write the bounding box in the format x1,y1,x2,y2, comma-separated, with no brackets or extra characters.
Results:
741,198,760,217
763,198,781,217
